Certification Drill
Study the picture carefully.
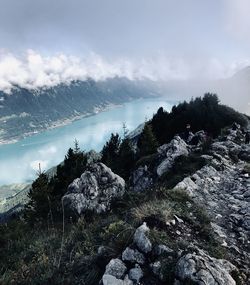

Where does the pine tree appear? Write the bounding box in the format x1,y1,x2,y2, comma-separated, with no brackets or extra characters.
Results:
73,139,81,154
101,133,121,171
24,173,51,223
118,138,135,179
137,124,158,157
122,122,129,139
53,144,87,200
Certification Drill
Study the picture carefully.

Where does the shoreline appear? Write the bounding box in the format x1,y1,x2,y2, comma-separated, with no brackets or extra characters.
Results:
0,102,123,146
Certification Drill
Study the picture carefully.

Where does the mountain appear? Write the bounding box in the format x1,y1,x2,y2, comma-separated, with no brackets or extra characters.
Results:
1,69,249,144
0,77,158,143
1,95,250,284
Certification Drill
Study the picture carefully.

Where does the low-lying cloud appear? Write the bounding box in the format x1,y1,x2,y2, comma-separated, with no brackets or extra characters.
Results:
0,50,249,94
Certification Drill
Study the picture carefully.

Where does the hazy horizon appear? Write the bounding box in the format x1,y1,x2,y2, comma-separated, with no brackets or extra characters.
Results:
0,1,250,90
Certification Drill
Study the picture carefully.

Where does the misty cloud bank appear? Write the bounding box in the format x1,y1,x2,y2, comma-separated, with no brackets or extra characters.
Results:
0,50,249,94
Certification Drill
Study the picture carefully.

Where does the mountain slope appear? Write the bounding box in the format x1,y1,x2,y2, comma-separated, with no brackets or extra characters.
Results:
1,112,250,284
0,77,157,143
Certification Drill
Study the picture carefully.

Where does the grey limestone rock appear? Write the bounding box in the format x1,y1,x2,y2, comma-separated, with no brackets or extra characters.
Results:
133,222,152,254
122,247,145,264
128,264,143,283
62,163,125,214
104,258,127,279
102,274,133,285
157,136,189,176
175,248,237,285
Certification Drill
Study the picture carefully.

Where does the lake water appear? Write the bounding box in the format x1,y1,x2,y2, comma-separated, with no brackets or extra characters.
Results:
0,97,173,185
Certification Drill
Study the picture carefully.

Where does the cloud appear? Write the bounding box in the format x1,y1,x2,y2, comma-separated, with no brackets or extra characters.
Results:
0,49,249,93
224,0,250,40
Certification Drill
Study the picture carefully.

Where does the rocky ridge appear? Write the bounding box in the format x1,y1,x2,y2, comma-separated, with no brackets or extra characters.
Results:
99,223,239,285
173,128,250,282
96,123,250,284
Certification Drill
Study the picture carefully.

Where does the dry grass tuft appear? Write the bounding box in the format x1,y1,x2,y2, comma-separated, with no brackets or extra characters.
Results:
131,199,172,224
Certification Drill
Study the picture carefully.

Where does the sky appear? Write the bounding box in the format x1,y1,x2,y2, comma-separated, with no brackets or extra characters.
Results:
0,0,250,91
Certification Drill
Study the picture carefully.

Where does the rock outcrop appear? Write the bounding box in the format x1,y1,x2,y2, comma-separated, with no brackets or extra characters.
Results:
100,223,164,284
62,163,125,214
102,223,152,285
157,136,189,176
175,248,237,285
174,126,250,282
100,223,239,285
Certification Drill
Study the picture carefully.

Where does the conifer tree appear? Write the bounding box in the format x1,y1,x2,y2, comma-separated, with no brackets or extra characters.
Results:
101,133,121,171
137,124,158,157
118,138,135,179
25,173,51,223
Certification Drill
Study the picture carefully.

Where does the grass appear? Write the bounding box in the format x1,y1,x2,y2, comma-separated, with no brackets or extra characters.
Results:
131,199,172,225
159,154,207,188
0,186,230,284
0,212,136,285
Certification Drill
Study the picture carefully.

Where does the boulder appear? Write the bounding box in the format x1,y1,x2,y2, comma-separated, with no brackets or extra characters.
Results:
104,258,127,279
157,136,189,176
175,248,237,285
102,274,133,285
133,222,152,253
122,247,145,264
173,176,198,197
62,163,125,214
128,264,143,283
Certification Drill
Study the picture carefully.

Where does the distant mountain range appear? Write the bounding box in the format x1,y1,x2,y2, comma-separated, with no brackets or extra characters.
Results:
1,68,249,144
0,77,159,143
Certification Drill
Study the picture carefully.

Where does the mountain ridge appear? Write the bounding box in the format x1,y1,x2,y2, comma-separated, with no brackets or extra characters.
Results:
0,94,250,284
0,77,158,144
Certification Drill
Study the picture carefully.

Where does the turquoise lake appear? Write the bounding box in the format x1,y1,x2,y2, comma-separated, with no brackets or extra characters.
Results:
0,97,173,185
